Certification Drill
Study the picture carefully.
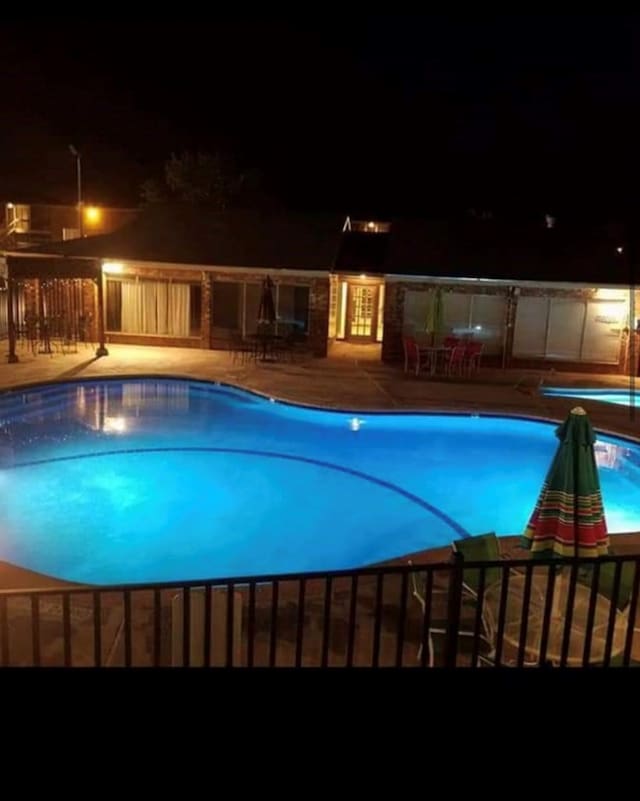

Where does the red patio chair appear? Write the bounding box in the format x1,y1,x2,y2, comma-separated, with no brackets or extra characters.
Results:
445,345,466,376
464,342,484,375
403,335,426,376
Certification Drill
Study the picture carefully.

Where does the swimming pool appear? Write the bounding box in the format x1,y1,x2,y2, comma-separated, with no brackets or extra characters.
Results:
1,378,639,585
542,387,639,407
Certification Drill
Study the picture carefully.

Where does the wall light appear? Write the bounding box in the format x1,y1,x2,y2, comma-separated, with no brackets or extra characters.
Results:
360,273,367,279
103,262,123,274
617,246,624,254
6,202,13,209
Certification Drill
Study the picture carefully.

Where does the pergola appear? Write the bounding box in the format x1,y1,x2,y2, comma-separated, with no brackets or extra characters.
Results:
4,254,108,363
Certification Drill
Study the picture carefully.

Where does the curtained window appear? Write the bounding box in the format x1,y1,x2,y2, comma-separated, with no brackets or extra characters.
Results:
107,279,200,337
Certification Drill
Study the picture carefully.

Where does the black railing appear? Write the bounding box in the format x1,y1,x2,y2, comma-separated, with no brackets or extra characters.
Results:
1,554,639,667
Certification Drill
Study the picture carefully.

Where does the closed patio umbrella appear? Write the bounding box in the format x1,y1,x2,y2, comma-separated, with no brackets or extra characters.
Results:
425,286,444,345
522,406,609,558
258,276,277,326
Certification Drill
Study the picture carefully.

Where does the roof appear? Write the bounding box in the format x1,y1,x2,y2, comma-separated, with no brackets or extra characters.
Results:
383,219,631,284
335,231,389,273
19,204,347,271
11,206,633,286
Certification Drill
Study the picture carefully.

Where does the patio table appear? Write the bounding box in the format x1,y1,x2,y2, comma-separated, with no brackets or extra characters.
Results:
416,345,452,376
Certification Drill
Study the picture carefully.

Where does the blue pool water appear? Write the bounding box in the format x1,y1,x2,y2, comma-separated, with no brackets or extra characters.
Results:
542,387,640,407
1,378,639,585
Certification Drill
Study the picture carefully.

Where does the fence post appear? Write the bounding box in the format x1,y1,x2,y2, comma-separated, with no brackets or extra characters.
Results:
444,551,464,668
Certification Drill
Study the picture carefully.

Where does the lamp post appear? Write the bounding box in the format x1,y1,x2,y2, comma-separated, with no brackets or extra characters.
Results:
69,144,83,238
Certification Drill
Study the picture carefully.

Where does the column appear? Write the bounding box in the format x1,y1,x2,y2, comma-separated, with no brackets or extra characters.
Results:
95,270,109,357
6,276,18,363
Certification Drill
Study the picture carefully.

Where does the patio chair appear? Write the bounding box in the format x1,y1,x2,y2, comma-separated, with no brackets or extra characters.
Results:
408,553,495,666
590,561,637,612
445,345,466,377
452,533,505,602
450,533,539,666
403,335,426,377
464,342,483,375
574,561,640,667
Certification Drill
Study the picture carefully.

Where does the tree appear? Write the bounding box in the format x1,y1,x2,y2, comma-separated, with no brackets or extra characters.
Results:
140,150,243,208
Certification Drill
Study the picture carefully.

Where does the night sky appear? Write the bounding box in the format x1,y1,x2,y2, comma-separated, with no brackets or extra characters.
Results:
0,15,637,220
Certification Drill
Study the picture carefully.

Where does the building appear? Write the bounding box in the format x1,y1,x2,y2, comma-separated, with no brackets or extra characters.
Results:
1,205,638,375
1,201,139,250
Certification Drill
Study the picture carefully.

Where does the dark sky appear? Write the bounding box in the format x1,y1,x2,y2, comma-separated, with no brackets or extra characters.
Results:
0,15,637,220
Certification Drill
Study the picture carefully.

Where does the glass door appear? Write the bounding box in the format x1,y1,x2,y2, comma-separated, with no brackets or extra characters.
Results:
347,284,378,341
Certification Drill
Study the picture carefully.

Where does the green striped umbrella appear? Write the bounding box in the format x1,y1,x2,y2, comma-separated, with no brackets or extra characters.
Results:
522,406,609,558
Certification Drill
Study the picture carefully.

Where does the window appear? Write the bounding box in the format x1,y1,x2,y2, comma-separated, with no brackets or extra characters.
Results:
513,295,627,364
6,204,30,233
403,288,507,354
277,284,310,334
212,281,242,332
212,279,311,337
106,278,200,337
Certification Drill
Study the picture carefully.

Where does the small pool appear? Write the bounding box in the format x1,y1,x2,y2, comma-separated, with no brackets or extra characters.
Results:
542,387,640,407
1,378,639,585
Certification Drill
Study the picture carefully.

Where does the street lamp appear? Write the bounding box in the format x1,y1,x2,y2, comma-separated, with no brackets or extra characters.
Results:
69,144,83,238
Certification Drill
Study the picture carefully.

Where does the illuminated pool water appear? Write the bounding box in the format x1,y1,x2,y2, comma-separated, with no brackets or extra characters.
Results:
542,387,640,407
1,378,639,585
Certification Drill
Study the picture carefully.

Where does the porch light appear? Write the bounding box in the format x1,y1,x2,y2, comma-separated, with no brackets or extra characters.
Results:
6,202,13,209
103,262,123,274
617,247,624,254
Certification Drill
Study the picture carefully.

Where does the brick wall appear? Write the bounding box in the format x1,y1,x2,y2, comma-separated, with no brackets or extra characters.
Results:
308,277,330,357
381,282,403,363
81,279,98,341
201,272,213,349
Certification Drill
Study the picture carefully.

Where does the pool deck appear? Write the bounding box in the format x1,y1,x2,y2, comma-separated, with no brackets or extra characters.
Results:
1,342,639,579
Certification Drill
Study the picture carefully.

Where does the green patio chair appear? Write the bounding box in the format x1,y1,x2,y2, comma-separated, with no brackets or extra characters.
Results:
408,536,503,666
452,532,505,603
450,533,536,666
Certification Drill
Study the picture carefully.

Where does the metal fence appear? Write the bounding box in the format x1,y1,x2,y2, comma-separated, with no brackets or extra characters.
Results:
1,553,639,667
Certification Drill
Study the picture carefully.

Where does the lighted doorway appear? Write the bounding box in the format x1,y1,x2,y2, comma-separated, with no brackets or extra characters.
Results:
335,278,384,343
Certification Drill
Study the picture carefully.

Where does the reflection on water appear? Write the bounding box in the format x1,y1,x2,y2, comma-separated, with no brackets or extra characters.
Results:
595,441,627,470
74,381,191,431
1,379,193,449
